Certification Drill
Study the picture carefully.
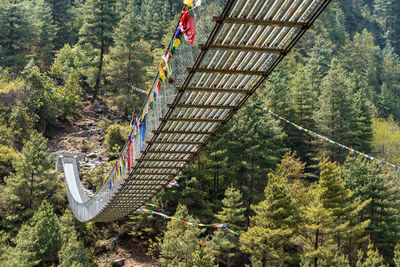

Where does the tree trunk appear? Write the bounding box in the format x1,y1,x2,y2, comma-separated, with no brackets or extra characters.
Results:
314,229,319,267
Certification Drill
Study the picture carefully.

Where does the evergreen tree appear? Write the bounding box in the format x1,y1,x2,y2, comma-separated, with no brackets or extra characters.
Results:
386,0,400,55
222,106,287,221
313,60,358,163
30,0,57,70
288,67,315,163
304,35,333,98
378,41,400,119
13,200,62,266
318,158,369,261
341,29,381,102
395,243,400,267
58,208,90,266
240,174,300,266
79,0,118,100
45,0,72,50
297,186,335,267
158,204,204,266
211,187,246,266
9,102,35,150
192,240,216,267
4,132,63,222
342,157,400,262
58,232,90,267
106,1,153,118
356,243,387,267
262,57,293,115
352,88,373,153
0,0,32,71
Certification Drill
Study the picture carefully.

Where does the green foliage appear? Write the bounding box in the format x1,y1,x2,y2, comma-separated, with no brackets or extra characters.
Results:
343,156,400,263
297,186,335,266
211,187,246,266
104,123,129,158
313,60,360,162
158,204,205,266
0,145,15,184
318,158,369,262
240,174,300,265
395,243,400,267
13,200,62,266
9,102,35,150
372,117,400,165
58,231,90,267
79,0,118,99
356,243,387,267
3,131,64,229
29,0,57,70
0,0,33,71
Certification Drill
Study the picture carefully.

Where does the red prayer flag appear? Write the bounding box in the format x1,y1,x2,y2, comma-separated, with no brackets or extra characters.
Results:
180,7,195,44
127,146,131,170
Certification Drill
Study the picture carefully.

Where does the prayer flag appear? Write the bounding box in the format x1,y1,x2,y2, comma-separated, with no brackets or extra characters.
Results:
183,0,193,7
180,7,196,44
140,115,147,150
127,147,131,170
173,38,181,47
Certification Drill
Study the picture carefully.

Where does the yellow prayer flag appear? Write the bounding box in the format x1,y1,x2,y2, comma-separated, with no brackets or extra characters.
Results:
173,38,180,48
159,64,166,82
183,0,193,7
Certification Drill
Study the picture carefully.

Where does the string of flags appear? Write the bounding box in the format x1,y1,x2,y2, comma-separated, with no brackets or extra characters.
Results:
250,102,399,169
137,207,239,235
131,85,148,95
106,1,199,190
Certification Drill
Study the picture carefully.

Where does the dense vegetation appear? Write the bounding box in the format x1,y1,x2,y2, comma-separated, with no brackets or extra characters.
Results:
0,0,400,266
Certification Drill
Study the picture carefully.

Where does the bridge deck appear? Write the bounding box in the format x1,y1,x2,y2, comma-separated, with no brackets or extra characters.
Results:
59,0,331,222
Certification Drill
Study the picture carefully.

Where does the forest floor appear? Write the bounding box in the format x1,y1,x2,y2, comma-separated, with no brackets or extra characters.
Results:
48,97,156,266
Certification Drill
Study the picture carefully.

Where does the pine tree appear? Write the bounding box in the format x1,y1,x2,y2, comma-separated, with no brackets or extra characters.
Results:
221,106,287,221
45,0,72,50
395,243,400,267
58,208,90,266
341,29,381,102
4,132,63,220
356,243,387,267
30,0,57,70
262,56,293,115
378,41,400,119
211,187,246,266
106,1,153,118
240,174,300,266
342,157,400,262
318,158,369,262
0,0,33,71
297,185,335,267
288,67,315,163
386,0,400,55
304,35,333,98
313,60,358,163
352,88,373,153
79,0,118,100
158,204,205,266
192,240,216,267
58,232,90,267
13,200,62,266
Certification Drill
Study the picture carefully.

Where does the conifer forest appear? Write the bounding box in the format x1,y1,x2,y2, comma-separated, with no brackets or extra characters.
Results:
1,0,400,266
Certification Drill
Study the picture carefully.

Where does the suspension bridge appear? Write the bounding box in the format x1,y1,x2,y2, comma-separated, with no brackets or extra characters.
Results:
57,0,331,222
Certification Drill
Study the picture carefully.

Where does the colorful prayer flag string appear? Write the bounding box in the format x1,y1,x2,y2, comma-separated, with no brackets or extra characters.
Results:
137,207,239,235
250,102,399,169
131,85,148,95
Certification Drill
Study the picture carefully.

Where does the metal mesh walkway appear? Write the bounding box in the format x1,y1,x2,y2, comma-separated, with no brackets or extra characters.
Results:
58,0,331,222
